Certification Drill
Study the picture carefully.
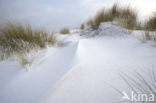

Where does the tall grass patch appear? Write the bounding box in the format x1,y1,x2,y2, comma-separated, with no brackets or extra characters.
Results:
95,9,114,29
115,6,138,30
88,8,114,30
86,4,138,30
0,21,56,68
145,14,156,31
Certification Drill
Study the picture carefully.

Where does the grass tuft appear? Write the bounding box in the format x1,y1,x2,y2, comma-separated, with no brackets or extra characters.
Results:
94,8,114,29
80,24,85,30
60,27,70,34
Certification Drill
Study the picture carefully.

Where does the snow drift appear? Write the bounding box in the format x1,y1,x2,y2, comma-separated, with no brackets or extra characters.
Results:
80,22,130,37
0,23,156,103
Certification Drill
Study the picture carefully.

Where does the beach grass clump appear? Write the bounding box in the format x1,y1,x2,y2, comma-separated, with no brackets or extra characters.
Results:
60,27,70,34
0,21,57,68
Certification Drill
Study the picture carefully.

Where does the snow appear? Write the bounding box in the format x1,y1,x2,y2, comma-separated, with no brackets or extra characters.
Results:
0,42,78,103
39,36,156,103
0,23,156,103
80,22,130,37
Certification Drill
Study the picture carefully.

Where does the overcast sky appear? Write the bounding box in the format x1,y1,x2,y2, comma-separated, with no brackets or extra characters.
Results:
0,0,156,31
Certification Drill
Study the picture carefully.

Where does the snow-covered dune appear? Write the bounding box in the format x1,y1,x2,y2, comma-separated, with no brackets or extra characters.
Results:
39,36,156,103
0,41,78,103
0,23,156,103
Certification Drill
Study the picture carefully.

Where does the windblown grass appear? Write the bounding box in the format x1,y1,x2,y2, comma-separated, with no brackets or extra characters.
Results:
145,14,156,31
0,21,56,68
0,21,56,48
86,4,138,30
60,27,70,34
94,8,114,29
85,4,156,41
86,19,95,30
87,8,114,30
115,6,138,30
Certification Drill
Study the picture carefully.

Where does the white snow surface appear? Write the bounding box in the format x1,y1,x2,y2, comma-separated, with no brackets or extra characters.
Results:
80,22,130,37
0,23,156,103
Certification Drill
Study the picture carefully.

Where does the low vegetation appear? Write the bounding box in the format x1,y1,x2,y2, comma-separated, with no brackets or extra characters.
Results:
115,6,138,30
80,24,85,30
86,19,95,30
60,27,70,34
86,4,138,30
86,8,113,30
85,3,156,41
145,14,156,31
0,21,57,68
86,3,156,31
